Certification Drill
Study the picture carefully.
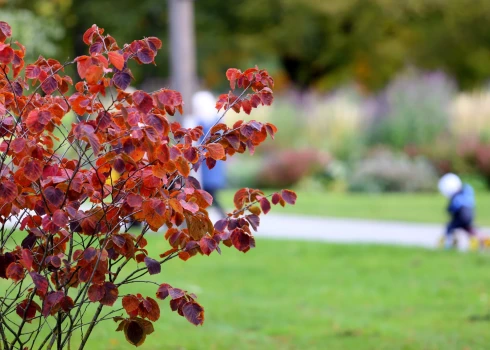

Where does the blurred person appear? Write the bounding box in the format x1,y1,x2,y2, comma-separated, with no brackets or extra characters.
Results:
193,91,227,218
438,173,480,250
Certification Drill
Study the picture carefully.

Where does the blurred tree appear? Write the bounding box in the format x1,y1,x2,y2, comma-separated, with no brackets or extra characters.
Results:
4,0,490,91
404,0,490,89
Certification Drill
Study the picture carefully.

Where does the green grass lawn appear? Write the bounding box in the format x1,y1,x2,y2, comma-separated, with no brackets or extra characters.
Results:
23,237,487,349
219,190,490,225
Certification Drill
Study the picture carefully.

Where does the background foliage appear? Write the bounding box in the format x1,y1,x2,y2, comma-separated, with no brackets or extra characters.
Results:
5,0,490,91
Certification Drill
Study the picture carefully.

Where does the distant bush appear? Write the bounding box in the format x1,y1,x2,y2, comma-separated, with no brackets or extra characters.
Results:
256,149,330,188
304,88,366,161
367,70,455,149
1,9,64,62
348,148,438,193
451,90,490,141
458,139,490,186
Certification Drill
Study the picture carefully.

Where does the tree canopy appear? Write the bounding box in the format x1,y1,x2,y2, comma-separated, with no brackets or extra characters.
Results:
5,0,490,91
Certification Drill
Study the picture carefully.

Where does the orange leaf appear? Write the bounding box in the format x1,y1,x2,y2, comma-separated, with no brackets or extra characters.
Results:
85,65,103,84
108,51,124,70
175,157,190,177
122,295,140,314
206,143,225,160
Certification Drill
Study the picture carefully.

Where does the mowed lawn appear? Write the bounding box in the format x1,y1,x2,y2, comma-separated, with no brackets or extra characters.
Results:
73,238,490,349
219,190,490,225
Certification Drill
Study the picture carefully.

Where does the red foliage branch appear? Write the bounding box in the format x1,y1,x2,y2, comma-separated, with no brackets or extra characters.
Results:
0,22,296,349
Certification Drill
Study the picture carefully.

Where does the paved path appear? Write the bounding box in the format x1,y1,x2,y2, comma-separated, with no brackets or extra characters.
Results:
209,210,490,249
7,207,485,249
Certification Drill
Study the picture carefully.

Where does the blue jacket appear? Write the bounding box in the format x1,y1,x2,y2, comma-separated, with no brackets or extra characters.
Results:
448,184,475,214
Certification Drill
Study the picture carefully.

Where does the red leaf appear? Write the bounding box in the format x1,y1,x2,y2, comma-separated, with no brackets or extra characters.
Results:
180,199,199,214
245,214,260,231
265,123,277,139
30,272,48,294
206,143,225,160
43,186,64,207
16,299,40,323
271,193,281,205
226,68,240,90
21,233,36,250
0,253,16,279
41,76,58,95
113,72,131,90
281,189,297,205
6,263,24,282
82,25,98,45
127,194,142,208
60,296,74,312
89,41,103,55
147,37,162,50
124,318,153,346
231,229,255,252
21,249,34,271
182,301,205,326
206,157,216,170
108,51,124,70
100,282,119,306
133,90,154,114
175,157,190,177
73,123,101,155
0,21,12,43
0,180,17,204
88,284,105,302
122,295,140,313
260,197,271,215
140,297,160,321
183,147,199,163
233,188,249,209
11,138,25,153
225,133,240,150
24,158,42,182
83,247,97,262
168,288,185,300
241,99,252,114
137,47,155,64
85,65,103,85
52,210,68,227
0,44,13,64
257,90,274,106
199,236,217,256
214,219,228,232
42,291,64,317
250,94,261,108
26,109,52,133
144,257,161,275
156,89,183,107
47,255,61,269
155,283,172,300
142,199,167,230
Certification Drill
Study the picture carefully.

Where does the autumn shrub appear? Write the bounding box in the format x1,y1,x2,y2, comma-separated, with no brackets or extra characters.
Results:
0,22,296,350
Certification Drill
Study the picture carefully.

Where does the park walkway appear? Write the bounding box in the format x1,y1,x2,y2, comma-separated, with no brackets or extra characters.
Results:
209,210,490,249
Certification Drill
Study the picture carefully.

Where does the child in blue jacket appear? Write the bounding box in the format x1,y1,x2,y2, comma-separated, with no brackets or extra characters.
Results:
438,173,479,249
